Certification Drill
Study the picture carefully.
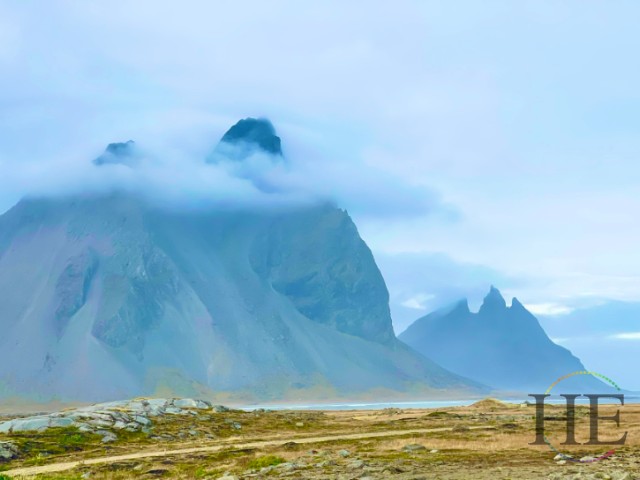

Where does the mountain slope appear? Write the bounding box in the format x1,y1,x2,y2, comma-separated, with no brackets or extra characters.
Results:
0,119,482,402
399,287,608,392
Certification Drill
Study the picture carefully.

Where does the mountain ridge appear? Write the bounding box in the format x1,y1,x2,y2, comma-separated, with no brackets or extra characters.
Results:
0,118,484,402
399,287,609,392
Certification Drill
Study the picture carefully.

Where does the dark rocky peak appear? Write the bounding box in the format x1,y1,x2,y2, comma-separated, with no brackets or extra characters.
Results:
208,117,283,163
222,118,282,155
478,285,507,314
510,297,526,311
93,140,138,166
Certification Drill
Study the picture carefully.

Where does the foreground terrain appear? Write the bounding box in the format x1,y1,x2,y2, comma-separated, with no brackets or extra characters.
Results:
0,398,637,479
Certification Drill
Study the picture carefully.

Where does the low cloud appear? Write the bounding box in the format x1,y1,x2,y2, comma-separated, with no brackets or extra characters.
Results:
0,134,450,221
524,303,575,316
608,332,640,341
400,293,436,311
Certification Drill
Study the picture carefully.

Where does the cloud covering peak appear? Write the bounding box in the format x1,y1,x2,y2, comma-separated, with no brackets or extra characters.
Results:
210,117,283,162
94,140,139,166
1,116,447,220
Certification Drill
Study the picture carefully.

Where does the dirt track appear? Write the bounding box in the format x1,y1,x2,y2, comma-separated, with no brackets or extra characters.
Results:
3,425,495,477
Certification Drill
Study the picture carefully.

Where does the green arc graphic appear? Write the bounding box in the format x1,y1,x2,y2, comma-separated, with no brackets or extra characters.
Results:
543,370,621,464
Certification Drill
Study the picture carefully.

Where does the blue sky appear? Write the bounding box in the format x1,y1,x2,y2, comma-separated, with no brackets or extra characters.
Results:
1,1,639,387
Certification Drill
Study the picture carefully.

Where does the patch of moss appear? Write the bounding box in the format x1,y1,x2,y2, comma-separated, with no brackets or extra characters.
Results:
247,455,286,469
26,475,83,480
427,411,454,417
193,465,208,478
9,426,103,463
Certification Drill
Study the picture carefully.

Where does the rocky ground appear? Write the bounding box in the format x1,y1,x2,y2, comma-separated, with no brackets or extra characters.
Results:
0,398,637,479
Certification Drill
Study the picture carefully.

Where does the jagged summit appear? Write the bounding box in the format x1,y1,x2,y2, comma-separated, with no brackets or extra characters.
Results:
93,140,138,166
478,285,507,313
510,297,525,310
93,118,283,168
400,286,608,392
221,118,282,155
208,117,283,163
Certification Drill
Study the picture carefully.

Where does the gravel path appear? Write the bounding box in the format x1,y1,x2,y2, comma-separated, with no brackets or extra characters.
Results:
3,425,495,477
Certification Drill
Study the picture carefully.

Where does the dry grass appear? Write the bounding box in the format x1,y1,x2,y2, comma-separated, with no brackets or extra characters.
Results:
1,401,638,479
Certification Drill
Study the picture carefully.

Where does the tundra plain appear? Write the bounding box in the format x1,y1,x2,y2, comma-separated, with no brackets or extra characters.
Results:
0,398,638,479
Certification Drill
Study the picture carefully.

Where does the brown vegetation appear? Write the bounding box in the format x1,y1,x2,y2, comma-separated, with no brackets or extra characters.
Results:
1,400,637,479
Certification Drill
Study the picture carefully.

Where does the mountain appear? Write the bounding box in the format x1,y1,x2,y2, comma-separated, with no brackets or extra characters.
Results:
208,117,283,163
93,140,140,166
0,118,482,402
399,287,608,392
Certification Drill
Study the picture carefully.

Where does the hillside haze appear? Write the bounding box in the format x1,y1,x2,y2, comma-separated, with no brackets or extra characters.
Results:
400,287,608,392
0,118,481,402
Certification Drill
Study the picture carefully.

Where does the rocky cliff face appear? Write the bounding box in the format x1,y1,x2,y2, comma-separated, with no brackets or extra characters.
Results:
249,204,396,344
400,287,607,392
0,119,480,402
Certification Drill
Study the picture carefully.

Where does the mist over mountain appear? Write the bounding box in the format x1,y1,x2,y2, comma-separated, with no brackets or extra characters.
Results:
209,117,284,163
399,287,609,392
93,140,140,167
0,118,482,402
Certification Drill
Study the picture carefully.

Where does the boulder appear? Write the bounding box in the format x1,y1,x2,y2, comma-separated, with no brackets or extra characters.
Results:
97,430,118,443
173,398,198,409
0,397,221,436
402,444,427,452
347,460,365,469
0,441,19,461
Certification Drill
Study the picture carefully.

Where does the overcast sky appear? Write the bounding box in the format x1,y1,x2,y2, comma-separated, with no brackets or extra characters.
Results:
1,1,639,386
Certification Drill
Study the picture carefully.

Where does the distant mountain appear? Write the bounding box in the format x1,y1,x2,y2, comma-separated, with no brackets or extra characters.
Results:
399,287,608,392
0,118,482,402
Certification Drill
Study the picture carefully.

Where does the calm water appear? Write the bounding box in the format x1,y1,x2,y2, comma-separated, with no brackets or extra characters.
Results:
241,395,640,411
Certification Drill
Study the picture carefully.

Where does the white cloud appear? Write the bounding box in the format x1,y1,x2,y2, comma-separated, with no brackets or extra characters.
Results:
524,303,575,316
0,132,449,221
609,332,640,341
400,293,435,311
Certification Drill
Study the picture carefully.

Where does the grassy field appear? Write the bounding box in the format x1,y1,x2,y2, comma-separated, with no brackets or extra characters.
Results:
0,399,637,479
